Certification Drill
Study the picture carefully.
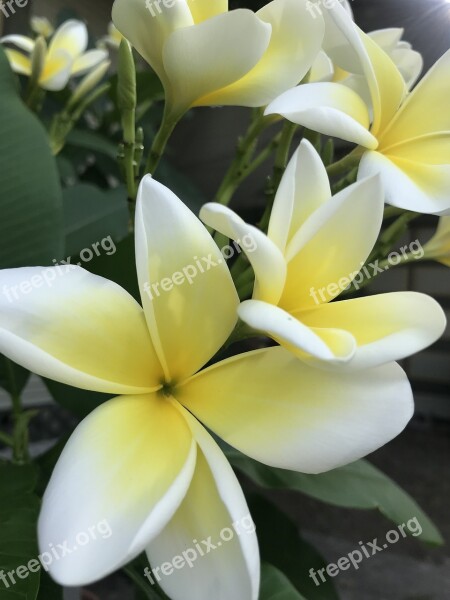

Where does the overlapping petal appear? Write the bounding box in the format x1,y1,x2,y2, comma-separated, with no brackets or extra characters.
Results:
164,10,271,114
265,82,378,149
197,0,324,108
280,175,384,311
177,347,414,473
199,203,286,304
40,49,74,91
147,407,259,600
72,49,109,76
135,176,239,383
38,394,196,585
47,19,88,61
3,49,31,76
268,139,332,252
0,266,162,394
297,292,447,369
187,0,228,24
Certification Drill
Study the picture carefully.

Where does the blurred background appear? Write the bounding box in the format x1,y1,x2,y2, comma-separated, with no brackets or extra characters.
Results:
0,1,449,599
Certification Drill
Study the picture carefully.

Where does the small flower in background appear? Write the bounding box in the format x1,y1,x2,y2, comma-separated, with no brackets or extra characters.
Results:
111,0,325,119
265,2,450,216
97,22,124,50
30,16,55,39
1,19,108,91
423,217,450,267
201,139,446,368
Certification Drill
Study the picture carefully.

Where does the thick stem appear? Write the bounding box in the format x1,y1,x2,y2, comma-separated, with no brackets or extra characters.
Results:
144,110,180,176
4,358,29,464
326,146,365,178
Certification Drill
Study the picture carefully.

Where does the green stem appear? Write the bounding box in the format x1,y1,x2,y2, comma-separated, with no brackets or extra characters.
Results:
383,206,405,219
4,358,29,464
124,566,165,599
214,109,277,206
144,109,180,175
326,146,365,178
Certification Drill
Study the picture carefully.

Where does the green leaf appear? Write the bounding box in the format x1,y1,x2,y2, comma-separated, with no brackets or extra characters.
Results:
66,129,118,160
249,496,339,600
260,564,307,600
0,463,41,600
230,453,443,545
36,571,63,600
63,184,129,257
43,378,110,420
0,47,63,268
0,356,30,396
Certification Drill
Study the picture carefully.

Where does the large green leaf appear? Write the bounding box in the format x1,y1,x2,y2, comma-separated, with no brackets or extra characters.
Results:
249,496,339,600
230,452,443,545
260,564,307,600
63,184,129,257
0,463,41,600
0,47,63,268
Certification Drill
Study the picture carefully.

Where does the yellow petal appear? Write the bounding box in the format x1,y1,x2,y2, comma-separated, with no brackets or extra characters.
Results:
198,0,324,107
38,394,196,585
187,0,228,24
4,49,31,76
147,407,259,600
0,266,163,394
164,9,271,115
112,0,193,83
298,292,446,369
72,49,109,76
47,20,88,60
40,49,73,90
279,176,384,311
135,176,239,383
177,347,414,473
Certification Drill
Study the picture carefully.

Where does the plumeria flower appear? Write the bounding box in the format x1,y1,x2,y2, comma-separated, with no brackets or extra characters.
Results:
30,16,55,39
112,0,325,119
265,1,450,216
0,176,417,595
201,139,446,369
423,217,450,267
1,20,108,91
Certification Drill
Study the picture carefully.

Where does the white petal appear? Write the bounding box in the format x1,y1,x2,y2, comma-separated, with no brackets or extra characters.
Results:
38,394,196,585
47,20,88,60
298,292,447,370
40,49,74,91
135,176,239,382
238,300,356,363
72,49,109,76
1,34,35,53
0,266,163,394
198,0,325,107
265,82,378,149
268,139,332,252
177,347,414,473
359,151,450,215
164,10,271,114
199,203,286,304
147,407,259,600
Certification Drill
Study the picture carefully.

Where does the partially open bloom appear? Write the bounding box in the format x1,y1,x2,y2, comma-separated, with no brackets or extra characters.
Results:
1,20,108,91
266,2,450,215
423,217,450,267
112,0,324,118
30,16,55,39
201,140,446,369
0,176,417,595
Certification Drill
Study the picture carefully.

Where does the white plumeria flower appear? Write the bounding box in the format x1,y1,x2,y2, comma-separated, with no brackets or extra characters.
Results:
98,22,124,50
1,20,108,91
112,0,325,118
423,217,450,267
0,176,417,593
265,1,450,216
201,139,446,370
30,16,55,39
